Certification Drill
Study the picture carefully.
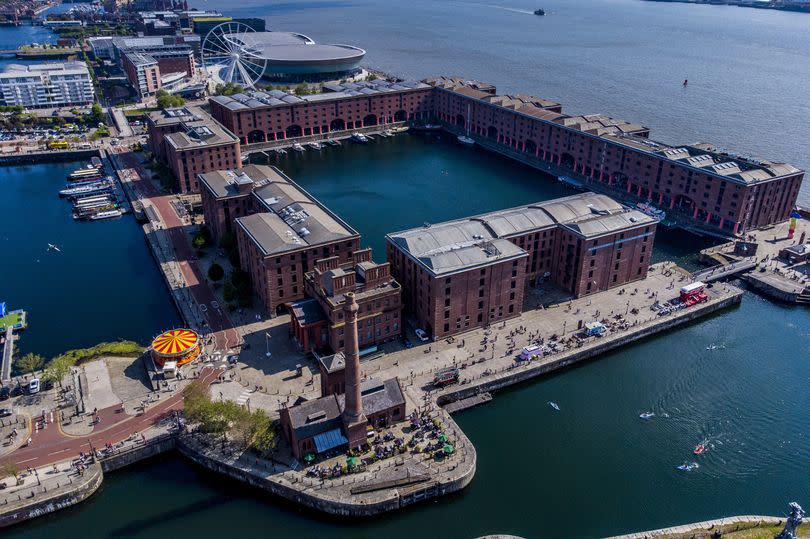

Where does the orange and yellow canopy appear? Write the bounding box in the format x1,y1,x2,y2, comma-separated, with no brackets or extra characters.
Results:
151,329,199,356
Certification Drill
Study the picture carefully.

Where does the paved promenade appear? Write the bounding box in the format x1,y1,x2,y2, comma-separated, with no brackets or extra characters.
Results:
0,367,220,470
108,147,241,352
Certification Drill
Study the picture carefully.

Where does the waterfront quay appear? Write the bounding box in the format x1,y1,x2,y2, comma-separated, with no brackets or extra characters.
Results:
698,216,810,303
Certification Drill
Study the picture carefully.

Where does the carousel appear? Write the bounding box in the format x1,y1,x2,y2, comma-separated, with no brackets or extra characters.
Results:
150,328,202,367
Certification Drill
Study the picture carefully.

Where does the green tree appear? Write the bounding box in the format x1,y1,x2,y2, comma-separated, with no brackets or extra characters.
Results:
222,280,236,302
89,102,104,125
215,82,244,96
208,262,224,282
43,356,72,387
156,89,185,110
192,234,207,249
15,353,44,375
293,83,310,96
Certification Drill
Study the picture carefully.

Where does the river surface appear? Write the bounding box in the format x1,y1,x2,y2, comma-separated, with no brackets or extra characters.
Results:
0,160,180,358
3,1,810,536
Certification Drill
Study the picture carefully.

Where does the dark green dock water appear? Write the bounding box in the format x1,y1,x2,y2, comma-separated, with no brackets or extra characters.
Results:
4,137,810,539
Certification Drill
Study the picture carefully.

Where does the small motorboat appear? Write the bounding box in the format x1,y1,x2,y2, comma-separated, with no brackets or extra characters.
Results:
457,135,475,146
639,412,655,420
548,401,560,411
534,8,545,16
693,443,706,455
292,143,305,152
676,462,699,472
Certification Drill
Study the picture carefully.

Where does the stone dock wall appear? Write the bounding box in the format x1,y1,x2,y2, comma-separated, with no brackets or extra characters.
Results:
100,434,177,472
0,148,101,165
176,432,476,517
0,463,103,529
607,514,784,538
438,290,743,408
742,274,801,303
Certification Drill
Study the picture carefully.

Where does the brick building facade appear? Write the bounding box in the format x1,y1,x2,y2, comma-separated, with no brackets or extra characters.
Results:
386,193,657,339
209,79,434,144
146,106,241,193
288,248,402,354
204,76,803,235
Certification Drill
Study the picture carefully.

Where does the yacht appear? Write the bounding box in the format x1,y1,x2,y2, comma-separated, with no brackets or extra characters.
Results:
292,142,305,152
457,135,475,146
351,132,369,143
90,209,122,220
308,142,323,150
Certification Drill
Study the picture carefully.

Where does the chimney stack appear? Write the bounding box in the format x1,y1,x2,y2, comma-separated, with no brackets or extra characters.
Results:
342,292,367,448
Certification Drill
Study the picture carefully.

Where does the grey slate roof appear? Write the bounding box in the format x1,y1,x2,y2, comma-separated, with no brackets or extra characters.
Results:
337,378,405,417
287,394,343,440
387,193,654,276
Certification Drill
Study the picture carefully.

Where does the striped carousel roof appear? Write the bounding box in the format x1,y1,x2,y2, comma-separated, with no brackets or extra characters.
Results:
151,329,199,356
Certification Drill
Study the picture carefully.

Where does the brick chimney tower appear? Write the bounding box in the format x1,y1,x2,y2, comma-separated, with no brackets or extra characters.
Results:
342,292,367,449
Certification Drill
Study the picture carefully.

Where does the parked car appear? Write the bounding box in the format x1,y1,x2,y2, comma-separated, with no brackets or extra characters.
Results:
10,385,23,397
28,378,40,395
415,328,429,342
0,408,12,418
0,387,10,401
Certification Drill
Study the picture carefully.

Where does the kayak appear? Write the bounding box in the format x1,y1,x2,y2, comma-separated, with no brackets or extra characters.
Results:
677,462,699,472
548,401,560,411
693,443,706,455
639,412,655,420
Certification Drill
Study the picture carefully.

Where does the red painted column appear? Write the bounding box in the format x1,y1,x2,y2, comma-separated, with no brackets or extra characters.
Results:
693,206,699,219
733,221,740,234
637,185,643,196
599,170,604,182
557,154,561,165
669,197,675,209
627,182,632,193
590,167,595,179
658,192,663,205
705,211,711,223
608,174,614,186
543,150,547,161
522,141,526,152
535,147,540,157
719,217,725,230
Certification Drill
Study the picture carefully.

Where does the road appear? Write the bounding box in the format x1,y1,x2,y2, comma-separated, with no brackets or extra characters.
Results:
113,147,240,352
0,367,221,469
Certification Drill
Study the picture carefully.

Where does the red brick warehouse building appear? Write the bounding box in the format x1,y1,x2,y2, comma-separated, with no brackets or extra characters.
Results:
288,248,403,354
146,106,241,193
426,76,803,236
386,193,656,339
204,76,803,235
208,79,434,144
199,164,361,315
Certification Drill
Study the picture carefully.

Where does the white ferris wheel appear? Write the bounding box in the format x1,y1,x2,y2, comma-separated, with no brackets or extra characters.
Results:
201,22,267,88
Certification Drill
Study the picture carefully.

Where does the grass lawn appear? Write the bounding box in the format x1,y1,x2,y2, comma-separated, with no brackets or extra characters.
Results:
721,524,810,538
0,311,23,331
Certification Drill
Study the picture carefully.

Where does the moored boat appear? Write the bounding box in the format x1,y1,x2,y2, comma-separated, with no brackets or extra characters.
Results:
325,139,341,146
351,132,369,143
457,135,475,146
636,202,667,221
292,142,305,152
308,142,323,150
558,175,585,191
89,209,122,220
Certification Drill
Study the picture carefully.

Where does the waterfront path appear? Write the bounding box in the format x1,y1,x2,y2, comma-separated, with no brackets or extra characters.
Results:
0,367,221,470
109,147,240,351
1,327,13,382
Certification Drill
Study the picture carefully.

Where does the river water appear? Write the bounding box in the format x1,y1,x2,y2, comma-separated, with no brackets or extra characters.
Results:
3,2,810,536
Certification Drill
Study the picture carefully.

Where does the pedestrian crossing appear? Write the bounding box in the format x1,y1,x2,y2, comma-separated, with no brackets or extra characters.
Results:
235,390,252,406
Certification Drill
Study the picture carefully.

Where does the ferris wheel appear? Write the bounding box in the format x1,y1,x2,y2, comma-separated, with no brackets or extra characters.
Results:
201,22,267,88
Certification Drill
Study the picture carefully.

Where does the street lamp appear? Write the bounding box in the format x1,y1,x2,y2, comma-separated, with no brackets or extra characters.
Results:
265,332,272,357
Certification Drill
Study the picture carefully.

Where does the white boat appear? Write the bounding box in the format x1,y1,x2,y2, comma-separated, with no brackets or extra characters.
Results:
90,209,122,220
308,142,323,150
60,181,112,197
458,104,475,146
275,148,287,155
639,412,655,420
325,139,340,146
558,175,586,191
351,132,368,143
390,126,409,134
457,135,475,146
676,462,699,472
548,401,560,411
383,130,393,137
636,202,667,221
292,143,305,152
